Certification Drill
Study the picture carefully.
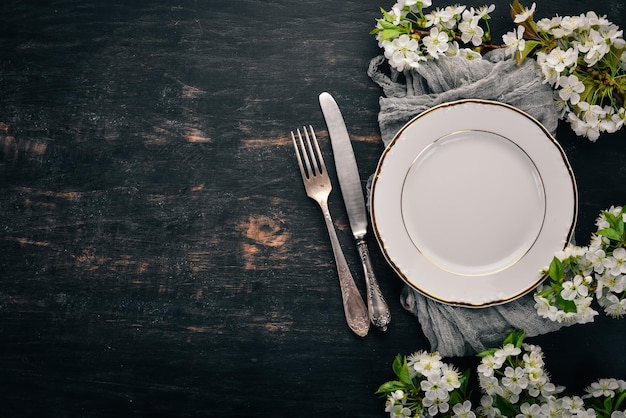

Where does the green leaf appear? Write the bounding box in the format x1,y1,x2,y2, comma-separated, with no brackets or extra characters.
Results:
536,287,555,298
379,29,403,41
459,368,471,396
549,257,565,281
556,293,578,313
517,39,541,64
392,355,413,386
376,380,405,395
503,330,516,346
614,390,626,410
378,19,400,30
501,330,526,348
598,228,622,242
604,396,615,413
476,347,497,358
392,354,403,376
449,391,463,405
603,211,619,229
494,394,518,417
381,7,394,21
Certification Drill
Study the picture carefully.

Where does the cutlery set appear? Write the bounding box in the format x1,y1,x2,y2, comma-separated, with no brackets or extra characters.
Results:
290,93,391,336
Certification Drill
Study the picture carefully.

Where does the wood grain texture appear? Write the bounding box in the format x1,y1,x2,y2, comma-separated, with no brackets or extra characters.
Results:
1,0,625,416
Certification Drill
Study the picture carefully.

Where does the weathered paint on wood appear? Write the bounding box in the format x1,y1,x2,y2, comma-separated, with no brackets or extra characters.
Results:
1,0,625,416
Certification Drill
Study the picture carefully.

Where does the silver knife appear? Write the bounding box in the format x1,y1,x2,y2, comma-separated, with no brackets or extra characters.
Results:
319,92,391,331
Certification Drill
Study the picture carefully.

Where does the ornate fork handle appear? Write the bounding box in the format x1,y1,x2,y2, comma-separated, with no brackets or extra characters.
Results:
356,237,391,331
319,200,370,337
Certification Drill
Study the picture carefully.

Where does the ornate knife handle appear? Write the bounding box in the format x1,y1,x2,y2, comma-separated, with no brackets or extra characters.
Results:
356,237,391,331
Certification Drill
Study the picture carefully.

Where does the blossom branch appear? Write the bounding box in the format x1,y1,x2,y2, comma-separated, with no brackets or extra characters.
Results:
372,0,626,141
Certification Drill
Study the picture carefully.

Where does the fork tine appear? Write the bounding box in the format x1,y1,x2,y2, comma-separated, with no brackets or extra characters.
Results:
302,126,319,177
291,130,307,181
309,125,324,171
299,127,315,178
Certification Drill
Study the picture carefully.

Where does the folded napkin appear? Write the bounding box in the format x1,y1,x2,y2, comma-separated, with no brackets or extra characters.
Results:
368,49,569,357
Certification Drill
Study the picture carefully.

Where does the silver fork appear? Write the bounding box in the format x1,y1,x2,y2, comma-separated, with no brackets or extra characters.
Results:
291,126,370,337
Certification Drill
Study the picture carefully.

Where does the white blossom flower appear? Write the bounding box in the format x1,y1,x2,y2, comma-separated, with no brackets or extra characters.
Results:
584,11,611,28
442,5,467,29
602,248,626,276
495,343,522,360
477,395,500,418
502,367,529,395
589,233,608,253
545,47,578,73
535,294,565,322
423,27,450,57
597,272,626,294
558,74,585,104
386,404,413,418
383,35,426,72
561,396,586,414
501,386,521,404
611,107,626,131
459,18,485,46
421,374,450,401
561,275,590,301
385,390,412,418
568,112,601,141
536,51,561,86
599,26,626,49
535,378,559,399
477,355,502,377
473,4,495,19
502,26,526,56
452,400,476,418
388,4,407,26
514,2,536,23
555,245,586,261
516,402,542,418
540,397,567,418
536,16,562,33
600,293,626,318
574,296,600,323
522,348,545,373
587,379,620,397
479,374,504,397
423,396,450,416
410,350,443,377
578,408,600,418
459,48,482,60
597,106,620,134
581,29,611,65
559,15,583,35
440,363,462,390
425,8,455,28
585,248,607,274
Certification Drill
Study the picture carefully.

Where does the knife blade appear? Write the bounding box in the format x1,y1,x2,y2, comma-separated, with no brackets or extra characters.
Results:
319,92,391,331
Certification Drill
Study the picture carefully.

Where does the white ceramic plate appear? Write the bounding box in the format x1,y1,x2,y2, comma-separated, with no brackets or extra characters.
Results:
370,100,577,307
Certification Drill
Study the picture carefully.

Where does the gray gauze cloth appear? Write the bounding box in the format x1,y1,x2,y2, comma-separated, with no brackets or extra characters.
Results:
368,49,568,357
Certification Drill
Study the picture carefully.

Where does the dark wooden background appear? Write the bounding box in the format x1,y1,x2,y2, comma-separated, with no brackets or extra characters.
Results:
1,0,625,416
